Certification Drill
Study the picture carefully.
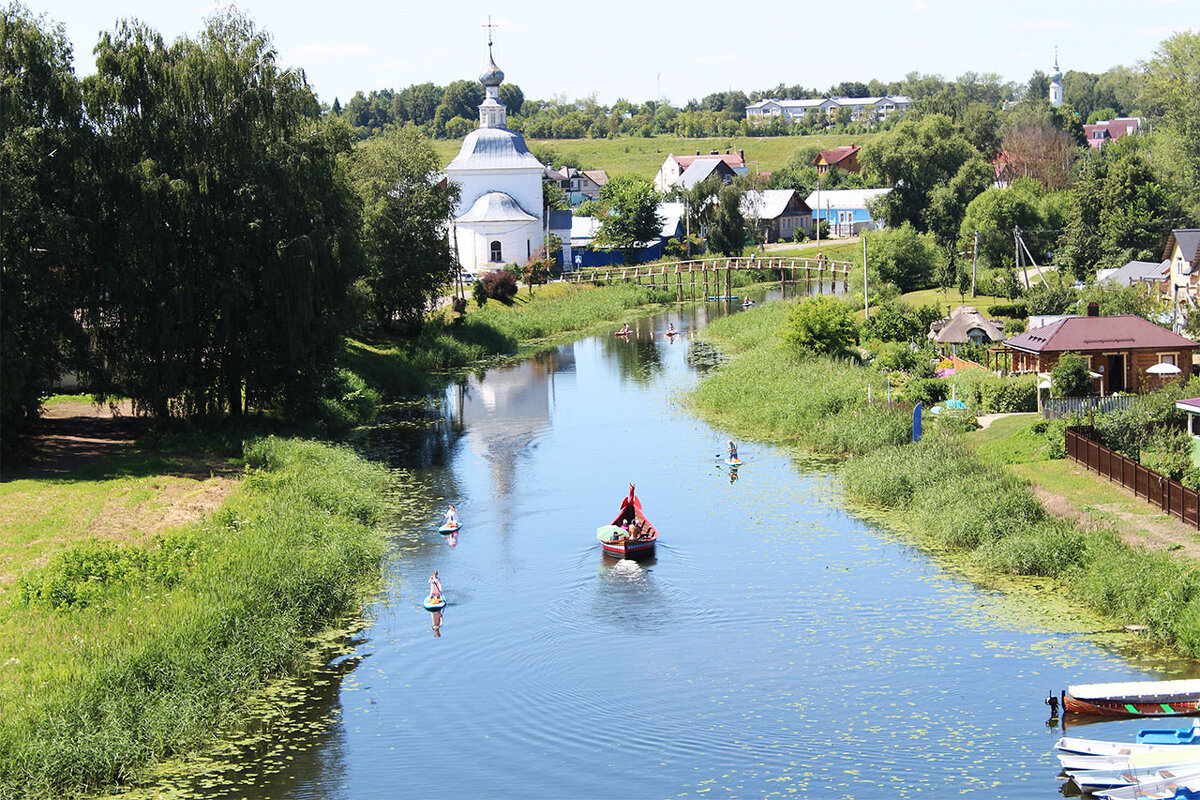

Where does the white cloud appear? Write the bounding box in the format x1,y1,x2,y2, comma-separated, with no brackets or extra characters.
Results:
914,1,927,12
290,43,370,59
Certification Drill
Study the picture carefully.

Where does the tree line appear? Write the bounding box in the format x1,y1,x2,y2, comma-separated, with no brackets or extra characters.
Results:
335,63,1149,142
1,5,457,453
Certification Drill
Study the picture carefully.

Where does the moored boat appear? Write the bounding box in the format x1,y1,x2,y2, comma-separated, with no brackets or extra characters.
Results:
1057,721,1200,756
1096,770,1200,799
1065,679,1200,717
1060,745,1200,771
597,484,658,558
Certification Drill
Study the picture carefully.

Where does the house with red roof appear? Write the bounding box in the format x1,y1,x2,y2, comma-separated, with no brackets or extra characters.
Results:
1082,117,1143,150
653,150,747,193
999,304,1196,394
813,144,861,174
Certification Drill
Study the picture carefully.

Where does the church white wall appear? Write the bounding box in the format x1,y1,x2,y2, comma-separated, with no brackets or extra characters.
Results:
450,167,544,221
456,220,542,271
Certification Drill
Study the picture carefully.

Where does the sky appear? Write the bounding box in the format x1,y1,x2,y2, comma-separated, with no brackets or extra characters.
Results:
31,0,1194,107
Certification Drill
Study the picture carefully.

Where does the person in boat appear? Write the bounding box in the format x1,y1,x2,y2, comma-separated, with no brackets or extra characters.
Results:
728,440,738,461
619,323,631,335
429,570,443,601
666,322,676,335
444,505,458,527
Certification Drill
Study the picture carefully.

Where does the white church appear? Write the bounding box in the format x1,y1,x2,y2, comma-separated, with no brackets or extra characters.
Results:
445,41,568,271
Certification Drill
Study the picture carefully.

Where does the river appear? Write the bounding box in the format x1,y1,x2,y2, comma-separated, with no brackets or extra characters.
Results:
141,295,1195,799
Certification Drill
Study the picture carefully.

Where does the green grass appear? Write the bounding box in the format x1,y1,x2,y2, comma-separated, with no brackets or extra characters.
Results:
895,287,1011,313
430,133,877,179
0,438,394,799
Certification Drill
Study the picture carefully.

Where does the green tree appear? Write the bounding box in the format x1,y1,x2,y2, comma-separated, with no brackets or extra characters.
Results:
83,11,362,418
594,175,662,264
1050,352,1092,398
859,114,988,237
0,3,89,451
708,184,746,256
1143,31,1200,205
351,127,458,330
781,296,860,357
864,224,942,293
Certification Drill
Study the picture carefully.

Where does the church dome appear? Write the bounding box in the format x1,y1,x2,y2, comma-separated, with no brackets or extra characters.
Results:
446,126,544,171
456,191,538,223
480,53,504,87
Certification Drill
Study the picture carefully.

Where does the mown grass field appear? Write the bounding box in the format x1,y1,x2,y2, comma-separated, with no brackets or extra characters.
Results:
430,133,876,179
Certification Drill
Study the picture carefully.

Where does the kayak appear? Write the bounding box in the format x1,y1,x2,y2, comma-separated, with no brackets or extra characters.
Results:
423,595,446,611
438,522,461,535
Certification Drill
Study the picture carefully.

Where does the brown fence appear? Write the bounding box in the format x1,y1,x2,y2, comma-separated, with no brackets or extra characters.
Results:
1066,427,1200,528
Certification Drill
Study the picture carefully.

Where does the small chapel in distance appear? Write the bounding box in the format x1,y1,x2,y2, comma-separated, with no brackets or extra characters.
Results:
445,39,561,272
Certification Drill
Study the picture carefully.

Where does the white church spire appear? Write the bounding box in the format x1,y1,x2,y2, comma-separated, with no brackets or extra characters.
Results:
1049,47,1063,108
478,17,507,129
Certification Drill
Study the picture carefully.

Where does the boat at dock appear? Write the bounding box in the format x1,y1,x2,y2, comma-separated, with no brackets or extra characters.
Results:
596,484,658,559
1065,679,1200,717
1057,721,1200,756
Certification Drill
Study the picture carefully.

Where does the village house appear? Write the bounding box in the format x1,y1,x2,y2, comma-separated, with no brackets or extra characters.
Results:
1097,258,1170,291
813,145,861,174
1082,117,1144,150
544,166,608,206
653,151,747,193
998,304,1197,394
803,187,890,237
739,190,812,243
1162,229,1200,307
928,306,1005,353
675,157,736,191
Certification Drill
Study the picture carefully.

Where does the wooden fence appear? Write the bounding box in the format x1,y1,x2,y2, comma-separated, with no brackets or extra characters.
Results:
1066,427,1200,528
1044,395,1139,420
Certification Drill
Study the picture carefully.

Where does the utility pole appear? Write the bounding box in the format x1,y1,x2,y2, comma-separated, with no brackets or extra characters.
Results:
971,229,979,298
863,234,869,319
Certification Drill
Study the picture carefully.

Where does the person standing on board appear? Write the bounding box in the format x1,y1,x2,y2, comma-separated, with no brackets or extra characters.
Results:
444,505,458,527
429,570,443,601
728,440,739,461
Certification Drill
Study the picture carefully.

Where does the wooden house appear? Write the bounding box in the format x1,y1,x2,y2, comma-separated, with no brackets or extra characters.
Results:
1000,304,1197,394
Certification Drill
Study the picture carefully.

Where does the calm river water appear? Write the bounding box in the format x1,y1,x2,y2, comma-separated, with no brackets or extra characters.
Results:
147,295,1196,799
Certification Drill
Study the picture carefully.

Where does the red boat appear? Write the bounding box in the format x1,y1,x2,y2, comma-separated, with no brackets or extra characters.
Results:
596,484,658,558
1064,679,1200,717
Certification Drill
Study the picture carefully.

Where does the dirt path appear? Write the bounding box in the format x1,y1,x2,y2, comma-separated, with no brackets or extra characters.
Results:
1030,464,1200,561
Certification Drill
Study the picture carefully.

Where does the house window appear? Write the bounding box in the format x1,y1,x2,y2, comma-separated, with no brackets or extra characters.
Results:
489,241,502,262
1162,354,1177,366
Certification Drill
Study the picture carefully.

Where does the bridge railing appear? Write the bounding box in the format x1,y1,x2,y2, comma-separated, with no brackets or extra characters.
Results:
563,256,852,284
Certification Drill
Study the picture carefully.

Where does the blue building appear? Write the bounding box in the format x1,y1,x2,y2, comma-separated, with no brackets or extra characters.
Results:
803,188,891,237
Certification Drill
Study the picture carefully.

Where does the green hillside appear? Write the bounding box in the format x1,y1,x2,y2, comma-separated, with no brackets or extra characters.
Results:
430,133,876,179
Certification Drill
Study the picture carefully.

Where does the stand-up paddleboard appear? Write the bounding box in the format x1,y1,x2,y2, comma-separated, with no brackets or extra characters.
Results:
423,595,446,611
726,457,742,467
438,522,461,535
707,295,738,301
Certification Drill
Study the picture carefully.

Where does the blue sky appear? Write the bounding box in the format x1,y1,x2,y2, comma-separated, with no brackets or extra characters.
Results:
33,0,1192,106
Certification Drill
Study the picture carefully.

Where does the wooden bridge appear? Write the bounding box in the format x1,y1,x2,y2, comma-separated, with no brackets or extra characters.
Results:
563,255,853,301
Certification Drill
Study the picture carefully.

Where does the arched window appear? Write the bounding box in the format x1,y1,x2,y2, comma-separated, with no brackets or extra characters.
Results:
489,240,502,262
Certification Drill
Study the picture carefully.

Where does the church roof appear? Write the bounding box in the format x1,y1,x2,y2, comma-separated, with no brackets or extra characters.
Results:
446,127,544,171
456,191,538,223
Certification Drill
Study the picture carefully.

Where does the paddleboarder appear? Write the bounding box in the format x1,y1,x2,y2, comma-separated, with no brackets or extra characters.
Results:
727,440,739,462
428,570,443,602
443,505,458,528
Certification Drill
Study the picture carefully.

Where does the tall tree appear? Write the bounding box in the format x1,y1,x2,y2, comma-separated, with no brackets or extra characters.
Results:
594,175,662,264
859,114,987,238
0,3,89,451
708,184,746,256
83,11,361,418
351,128,458,330
1143,31,1200,206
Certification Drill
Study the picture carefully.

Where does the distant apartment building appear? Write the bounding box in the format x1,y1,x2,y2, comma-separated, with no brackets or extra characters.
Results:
745,95,911,125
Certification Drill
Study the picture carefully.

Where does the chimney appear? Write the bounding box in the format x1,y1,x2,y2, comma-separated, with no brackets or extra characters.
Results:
739,149,745,163
1087,302,1100,317
696,150,701,156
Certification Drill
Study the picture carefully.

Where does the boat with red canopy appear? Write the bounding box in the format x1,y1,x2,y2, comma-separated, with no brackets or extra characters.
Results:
596,484,658,558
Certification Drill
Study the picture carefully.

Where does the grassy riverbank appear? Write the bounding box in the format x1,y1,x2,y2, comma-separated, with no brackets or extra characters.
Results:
344,281,677,395
0,437,392,798
688,297,1200,659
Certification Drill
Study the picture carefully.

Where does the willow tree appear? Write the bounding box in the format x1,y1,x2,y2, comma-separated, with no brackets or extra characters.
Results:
350,127,458,331
82,11,360,418
0,4,89,452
